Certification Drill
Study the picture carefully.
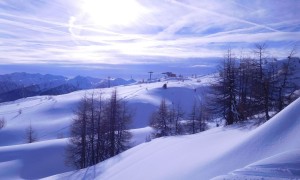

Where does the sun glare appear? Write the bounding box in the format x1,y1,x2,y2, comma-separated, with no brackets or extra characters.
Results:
81,0,146,28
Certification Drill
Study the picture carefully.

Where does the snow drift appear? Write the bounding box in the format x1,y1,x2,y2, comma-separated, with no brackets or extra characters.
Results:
193,97,300,179
0,139,70,179
45,97,300,180
0,78,206,179
213,149,300,179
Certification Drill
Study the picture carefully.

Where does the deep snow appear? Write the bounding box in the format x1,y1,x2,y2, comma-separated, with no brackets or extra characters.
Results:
0,127,153,180
0,77,208,146
0,139,70,179
0,77,210,179
45,97,300,180
1,75,299,180
213,149,300,179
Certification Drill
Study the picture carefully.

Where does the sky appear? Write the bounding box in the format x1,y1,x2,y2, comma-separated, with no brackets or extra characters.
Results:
0,0,299,77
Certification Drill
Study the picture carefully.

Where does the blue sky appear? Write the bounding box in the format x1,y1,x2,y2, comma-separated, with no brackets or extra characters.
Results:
0,0,299,77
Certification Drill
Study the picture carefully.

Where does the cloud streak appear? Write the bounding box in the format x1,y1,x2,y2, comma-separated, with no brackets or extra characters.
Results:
0,0,299,65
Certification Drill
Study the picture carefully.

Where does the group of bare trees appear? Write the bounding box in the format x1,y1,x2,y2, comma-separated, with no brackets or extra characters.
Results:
210,44,299,125
66,90,132,169
150,99,208,138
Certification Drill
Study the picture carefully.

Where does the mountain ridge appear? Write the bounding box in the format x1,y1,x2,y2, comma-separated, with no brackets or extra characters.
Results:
0,72,136,103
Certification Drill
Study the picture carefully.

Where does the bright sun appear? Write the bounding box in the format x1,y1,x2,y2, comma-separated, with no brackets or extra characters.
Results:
81,0,146,28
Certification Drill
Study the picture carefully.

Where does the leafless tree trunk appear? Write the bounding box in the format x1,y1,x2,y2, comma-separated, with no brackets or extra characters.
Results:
210,48,240,125
174,103,184,135
0,117,6,130
254,43,273,120
150,99,170,137
25,121,37,143
67,90,132,169
189,101,197,134
277,47,298,111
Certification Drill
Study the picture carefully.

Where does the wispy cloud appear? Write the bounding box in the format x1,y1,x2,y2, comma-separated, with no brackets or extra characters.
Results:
0,0,299,65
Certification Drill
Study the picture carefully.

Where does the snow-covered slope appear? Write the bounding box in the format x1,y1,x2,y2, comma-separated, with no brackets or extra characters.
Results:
0,77,208,179
1,74,299,180
0,139,70,179
0,78,204,146
194,97,300,179
213,149,300,179
44,125,249,180
0,127,154,180
44,97,300,180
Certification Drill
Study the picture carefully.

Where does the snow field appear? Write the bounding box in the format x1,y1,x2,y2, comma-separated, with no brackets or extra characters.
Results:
1,75,299,180
46,97,300,180
0,78,206,179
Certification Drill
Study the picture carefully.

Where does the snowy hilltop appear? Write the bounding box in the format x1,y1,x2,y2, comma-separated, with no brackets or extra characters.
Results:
0,72,299,180
0,76,210,179
44,97,300,180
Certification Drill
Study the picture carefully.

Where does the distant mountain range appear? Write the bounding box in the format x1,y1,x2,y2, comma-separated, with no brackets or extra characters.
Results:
0,72,136,103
